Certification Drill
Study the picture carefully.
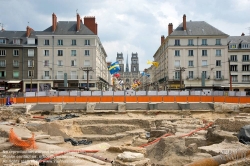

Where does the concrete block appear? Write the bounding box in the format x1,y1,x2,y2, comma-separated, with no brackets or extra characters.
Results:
118,103,126,112
179,103,190,110
149,103,157,110
86,103,96,112
54,105,62,112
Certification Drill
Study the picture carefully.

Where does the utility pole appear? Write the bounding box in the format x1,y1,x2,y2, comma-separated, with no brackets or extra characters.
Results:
228,58,232,91
30,59,34,92
79,67,93,90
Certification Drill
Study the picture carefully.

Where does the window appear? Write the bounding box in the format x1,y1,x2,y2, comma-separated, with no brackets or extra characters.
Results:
71,60,76,66
44,71,49,76
28,60,34,67
44,50,49,56
216,71,221,78
0,71,6,77
216,39,221,45
13,71,19,78
85,50,90,56
216,60,221,66
133,67,136,71
174,60,180,67
242,75,250,82
175,50,180,56
242,65,250,71
84,60,90,66
58,50,63,56
133,60,137,64
57,71,63,79
28,70,34,77
188,71,193,78
28,49,34,57
13,60,19,67
85,39,90,45
0,50,6,56
230,44,237,49
44,39,49,45
230,65,237,71
216,50,221,56
58,40,63,45
202,71,207,78
202,50,207,56
232,75,238,82
0,39,6,44
72,39,76,45
188,60,193,67
58,60,63,66
126,79,129,83
71,71,77,79
0,60,6,67
202,60,207,66
242,44,249,48
44,60,49,66
202,39,207,45
242,55,249,61
175,39,180,46
188,50,193,56
13,49,19,56
188,39,193,46
230,55,237,61
13,39,20,45
27,38,35,44
175,71,180,79
71,50,76,56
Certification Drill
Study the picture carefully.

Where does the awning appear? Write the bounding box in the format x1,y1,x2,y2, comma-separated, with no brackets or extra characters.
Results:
7,88,20,92
7,80,21,83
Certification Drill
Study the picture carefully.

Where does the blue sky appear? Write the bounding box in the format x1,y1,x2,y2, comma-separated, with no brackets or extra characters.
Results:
0,0,249,71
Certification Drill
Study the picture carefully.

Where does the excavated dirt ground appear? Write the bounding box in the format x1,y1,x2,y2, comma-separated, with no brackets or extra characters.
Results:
0,106,250,166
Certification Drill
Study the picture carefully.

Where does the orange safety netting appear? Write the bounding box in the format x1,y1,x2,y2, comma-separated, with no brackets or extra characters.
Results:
9,128,37,149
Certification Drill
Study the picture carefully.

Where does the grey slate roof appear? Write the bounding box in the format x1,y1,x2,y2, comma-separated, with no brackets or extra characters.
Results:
170,21,228,36
227,36,250,44
0,21,96,45
0,31,34,45
38,21,95,35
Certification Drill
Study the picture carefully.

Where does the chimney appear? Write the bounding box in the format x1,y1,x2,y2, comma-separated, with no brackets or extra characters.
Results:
84,16,97,35
161,35,165,44
168,23,173,36
183,14,186,31
26,26,30,37
76,13,80,31
241,33,245,36
52,13,57,32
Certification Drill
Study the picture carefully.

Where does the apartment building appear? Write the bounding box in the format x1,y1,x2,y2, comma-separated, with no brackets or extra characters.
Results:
153,14,230,90
0,26,37,93
228,34,250,92
0,13,109,92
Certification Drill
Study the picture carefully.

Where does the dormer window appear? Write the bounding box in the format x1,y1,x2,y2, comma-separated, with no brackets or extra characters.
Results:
13,38,20,45
230,44,237,49
0,39,6,44
242,43,249,49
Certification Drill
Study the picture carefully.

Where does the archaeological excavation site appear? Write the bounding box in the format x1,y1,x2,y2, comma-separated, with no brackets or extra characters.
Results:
0,102,250,166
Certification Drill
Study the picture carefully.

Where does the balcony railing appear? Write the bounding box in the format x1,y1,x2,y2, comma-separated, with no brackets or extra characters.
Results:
242,80,250,82
41,75,51,79
0,64,6,67
214,75,224,80
56,75,64,79
69,75,78,79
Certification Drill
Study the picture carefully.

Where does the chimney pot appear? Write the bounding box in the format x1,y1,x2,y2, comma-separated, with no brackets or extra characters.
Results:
183,14,186,31
168,23,173,36
241,33,245,36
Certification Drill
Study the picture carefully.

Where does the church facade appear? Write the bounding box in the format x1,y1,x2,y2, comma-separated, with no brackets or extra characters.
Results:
116,52,140,90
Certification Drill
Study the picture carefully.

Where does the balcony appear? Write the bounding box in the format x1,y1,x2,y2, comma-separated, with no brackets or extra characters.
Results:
214,75,224,81
41,75,51,79
55,75,64,79
69,75,78,79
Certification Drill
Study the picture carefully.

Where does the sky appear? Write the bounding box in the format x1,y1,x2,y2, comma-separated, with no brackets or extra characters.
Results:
0,0,250,72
